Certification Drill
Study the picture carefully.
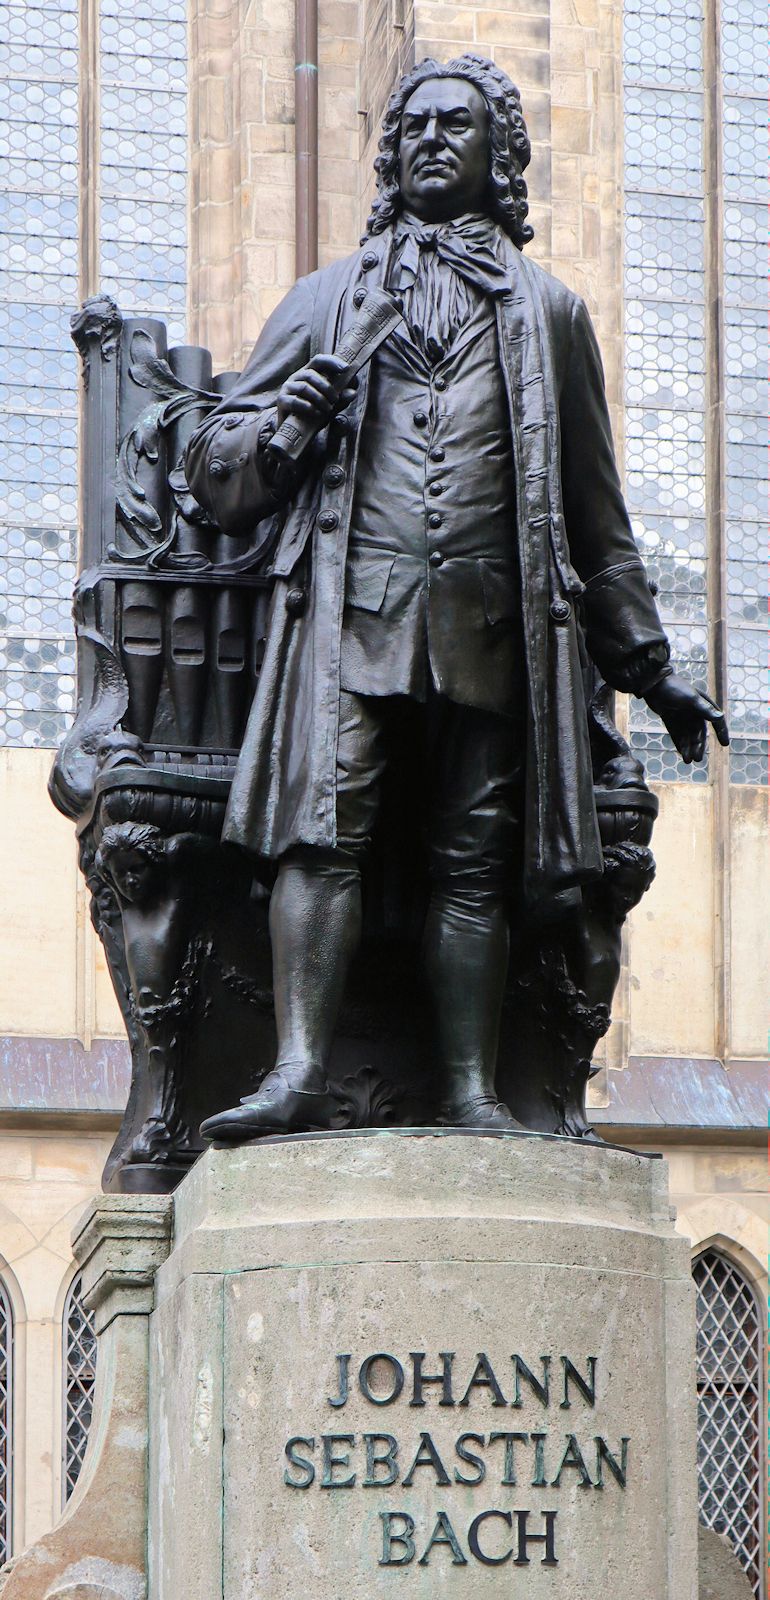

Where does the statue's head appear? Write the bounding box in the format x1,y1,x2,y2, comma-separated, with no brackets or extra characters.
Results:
366,53,533,245
96,821,166,903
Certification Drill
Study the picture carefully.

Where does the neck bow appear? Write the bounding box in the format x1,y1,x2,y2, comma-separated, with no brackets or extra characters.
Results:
391,214,512,297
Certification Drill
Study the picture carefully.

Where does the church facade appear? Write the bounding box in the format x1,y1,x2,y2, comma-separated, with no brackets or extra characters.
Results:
0,0,765,1590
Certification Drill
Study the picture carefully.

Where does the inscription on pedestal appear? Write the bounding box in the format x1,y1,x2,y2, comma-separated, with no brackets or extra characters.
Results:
282,1350,630,1570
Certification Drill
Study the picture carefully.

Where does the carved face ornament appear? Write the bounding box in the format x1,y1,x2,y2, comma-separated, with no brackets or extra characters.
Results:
398,77,491,222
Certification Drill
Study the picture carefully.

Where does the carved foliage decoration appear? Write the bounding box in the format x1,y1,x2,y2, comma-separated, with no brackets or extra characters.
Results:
70,294,122,390
113,330,219,567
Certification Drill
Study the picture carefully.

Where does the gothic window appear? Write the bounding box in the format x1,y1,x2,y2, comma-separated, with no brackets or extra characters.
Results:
0,0,188,750
0,1280,13,1564
623,0,767,784
693,1249,764,1596
62,1271,97,1505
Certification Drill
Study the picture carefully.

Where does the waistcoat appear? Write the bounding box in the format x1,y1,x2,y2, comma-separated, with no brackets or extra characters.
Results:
340,298,524,714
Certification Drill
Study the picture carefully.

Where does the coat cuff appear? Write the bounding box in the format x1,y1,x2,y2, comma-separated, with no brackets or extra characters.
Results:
582,563,671,694
611,643,672,697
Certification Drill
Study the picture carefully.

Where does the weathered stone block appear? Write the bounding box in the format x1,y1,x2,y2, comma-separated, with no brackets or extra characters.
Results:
149,1133,698,1598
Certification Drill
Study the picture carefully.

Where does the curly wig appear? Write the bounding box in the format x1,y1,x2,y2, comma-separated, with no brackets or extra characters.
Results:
365,53,534,248
96,821,166,872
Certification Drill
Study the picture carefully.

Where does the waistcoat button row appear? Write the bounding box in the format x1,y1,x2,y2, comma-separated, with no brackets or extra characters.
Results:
429,550,444,567
429,482,444,497
428,512,443,529
429,445,445,461
317,509,339,532
413,410,428,428
433,376,447,391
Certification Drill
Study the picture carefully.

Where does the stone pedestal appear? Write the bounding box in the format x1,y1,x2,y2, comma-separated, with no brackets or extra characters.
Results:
149,1131,698,1598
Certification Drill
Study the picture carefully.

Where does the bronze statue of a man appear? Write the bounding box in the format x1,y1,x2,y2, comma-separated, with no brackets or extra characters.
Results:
186,53,726,1141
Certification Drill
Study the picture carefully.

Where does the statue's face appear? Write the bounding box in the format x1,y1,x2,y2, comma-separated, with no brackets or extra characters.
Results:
110,849,154,903
399,77,490,221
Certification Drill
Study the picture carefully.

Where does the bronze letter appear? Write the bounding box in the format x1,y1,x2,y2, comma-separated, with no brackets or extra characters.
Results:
512,1509,558,1567
328,1353,350,1408
594,1436,630,1489
511,1355,551,1408
379,1512,416,1566
551,1433,593,1488
410,1351,455,1406
403,1431,451,1487
468,1510,513,1565
560,1356,597,1409
458,1353,507,1407
363,1433,400,1487
489,1430,529,1486
359,1353,405,1406
284,1436,316,1488
454,1432,487,1485
417,1511,468,1566
320,1433,356,1488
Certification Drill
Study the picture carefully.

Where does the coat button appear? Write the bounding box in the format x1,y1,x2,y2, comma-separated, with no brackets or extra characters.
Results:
413,410,428,428
209,459,226,478
323,465,344,487
428,511,443,528
550,598,571,623
429,482,444,497
361,251,378,270
317,509,339,532
223,413,242,429
429,445,445,461
286,588,306,616
429,550,444,567
434,376,447,391
352,287,367,309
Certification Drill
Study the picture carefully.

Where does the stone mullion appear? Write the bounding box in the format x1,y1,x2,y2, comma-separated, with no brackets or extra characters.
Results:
78,0,100,301
75,0,102,1051
702,0,730,1064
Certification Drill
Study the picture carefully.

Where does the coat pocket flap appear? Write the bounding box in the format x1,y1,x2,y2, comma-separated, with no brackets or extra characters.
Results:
344,551,395,612
481,560,518,626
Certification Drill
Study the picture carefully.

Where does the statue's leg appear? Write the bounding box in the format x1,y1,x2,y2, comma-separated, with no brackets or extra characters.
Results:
424,698,525,1132
268,843,363,1081
201,692,386,1141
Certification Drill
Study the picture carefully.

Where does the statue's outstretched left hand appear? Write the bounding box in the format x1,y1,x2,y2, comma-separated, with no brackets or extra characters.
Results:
644,672,730,764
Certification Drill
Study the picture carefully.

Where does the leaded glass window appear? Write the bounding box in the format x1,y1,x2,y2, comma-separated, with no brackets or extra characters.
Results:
0,1280,13,1564
694,1249,764,1596
0,0,188,750
721,0,768,783
623,0,768,787
99,0,188,345
0,0,79,748
63,1271,97,1504
622,0,708,783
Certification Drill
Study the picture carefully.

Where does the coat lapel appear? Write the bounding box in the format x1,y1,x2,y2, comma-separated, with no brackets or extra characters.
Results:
497,239,602,897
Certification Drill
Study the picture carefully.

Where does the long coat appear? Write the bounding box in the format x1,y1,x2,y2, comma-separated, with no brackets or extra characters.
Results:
186,229,669,902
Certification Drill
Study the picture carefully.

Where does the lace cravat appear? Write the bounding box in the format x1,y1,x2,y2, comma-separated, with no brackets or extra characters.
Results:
389,213,512,362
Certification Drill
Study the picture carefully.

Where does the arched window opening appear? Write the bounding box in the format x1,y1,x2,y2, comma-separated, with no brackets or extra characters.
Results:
693,1249,764,1596
0,1280,12,1564
62,1272,97,1506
